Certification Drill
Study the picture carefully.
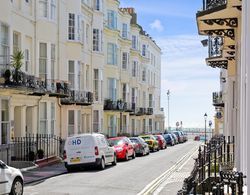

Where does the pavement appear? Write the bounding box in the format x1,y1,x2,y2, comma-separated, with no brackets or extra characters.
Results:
21,162,67,185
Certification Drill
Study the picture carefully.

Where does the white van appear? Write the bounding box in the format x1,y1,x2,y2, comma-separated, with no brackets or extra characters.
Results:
64,133,117,171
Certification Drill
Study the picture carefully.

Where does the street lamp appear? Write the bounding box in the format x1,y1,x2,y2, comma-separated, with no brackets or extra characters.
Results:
204,113,207,144
167,90,170,131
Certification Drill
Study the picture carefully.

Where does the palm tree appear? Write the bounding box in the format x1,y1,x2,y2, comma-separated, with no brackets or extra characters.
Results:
11,50,24,84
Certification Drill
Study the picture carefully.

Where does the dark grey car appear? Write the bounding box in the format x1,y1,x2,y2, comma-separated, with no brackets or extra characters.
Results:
129,137,150,156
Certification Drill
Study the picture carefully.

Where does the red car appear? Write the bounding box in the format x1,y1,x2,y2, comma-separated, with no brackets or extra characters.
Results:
108,137,136,161
154,135,167,149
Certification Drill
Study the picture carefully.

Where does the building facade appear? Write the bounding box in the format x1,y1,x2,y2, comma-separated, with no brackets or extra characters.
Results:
196,0,249,190
0,0,164,150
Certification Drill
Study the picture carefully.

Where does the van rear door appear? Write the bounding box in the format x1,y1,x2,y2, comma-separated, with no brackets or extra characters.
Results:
66,135,96,165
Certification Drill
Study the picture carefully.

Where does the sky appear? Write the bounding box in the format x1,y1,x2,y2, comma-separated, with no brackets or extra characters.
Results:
120,0,220,128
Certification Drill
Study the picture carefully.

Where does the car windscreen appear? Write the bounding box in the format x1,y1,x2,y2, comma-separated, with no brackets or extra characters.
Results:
109,139,124,146
130,138,139,143
141,136,150,140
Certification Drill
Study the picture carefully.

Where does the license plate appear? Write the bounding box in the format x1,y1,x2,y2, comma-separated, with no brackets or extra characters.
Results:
70,157,80,163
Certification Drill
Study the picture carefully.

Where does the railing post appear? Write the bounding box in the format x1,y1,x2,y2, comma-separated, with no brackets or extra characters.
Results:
227,136,230,163
214,146,217,180
237,172,244,195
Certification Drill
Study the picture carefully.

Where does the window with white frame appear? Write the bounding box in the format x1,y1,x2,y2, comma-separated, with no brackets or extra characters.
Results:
108,78,117,101
94,0,101,11
149,94,153,107
131,88,136,103
142,68,146,82
122,23,128,39
131,119,135,135
142,44,146,56
1,100,9,145
107,43,117,65
39,0,48,18
122,52,128,70
143,119,146,133
39,102,47,134
13,32,21,53
107,10,117,30
39,43,47,80
109,115,116,137
132,35,137,49
51,44,55,79
24,49,30,72
122,83,127,102
132,61,137,77
93,110,99,132
93,29,100,51
50,0,56,20
94,69,99,101
68,60,75,89
68,13,75,40
68,110,74,136
51,102,55,135
143,91,146,107
0,23,9,66
77,110,81,134
39,0,56,20
149,119,153,133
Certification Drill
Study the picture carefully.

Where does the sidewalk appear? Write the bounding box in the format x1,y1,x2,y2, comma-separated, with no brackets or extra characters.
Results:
156,149,198,195
21,162,67,185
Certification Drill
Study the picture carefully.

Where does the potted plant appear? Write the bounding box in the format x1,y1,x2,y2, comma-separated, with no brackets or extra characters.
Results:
3,69,11,85
37,149,44,159
11,50,24,84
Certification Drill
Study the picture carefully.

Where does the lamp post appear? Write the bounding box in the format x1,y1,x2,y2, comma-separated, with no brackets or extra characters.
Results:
204,113,207,144
167,90,170,131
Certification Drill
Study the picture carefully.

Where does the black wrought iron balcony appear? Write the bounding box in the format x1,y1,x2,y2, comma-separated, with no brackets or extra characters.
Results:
208,36,223,58
203,0,227,11
104,99,126,111
146,108,153,115
213,91,224,107
136,107,147,116
46,80,70,97
61,90,93,105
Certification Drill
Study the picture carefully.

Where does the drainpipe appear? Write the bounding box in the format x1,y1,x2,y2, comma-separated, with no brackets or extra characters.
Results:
57,98,62,138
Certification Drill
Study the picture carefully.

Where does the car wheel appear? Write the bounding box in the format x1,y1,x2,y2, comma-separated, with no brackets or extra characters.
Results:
99,157,105,170
132,151,136,159
10,177,23,195
125,151,129,161
112,154,117,166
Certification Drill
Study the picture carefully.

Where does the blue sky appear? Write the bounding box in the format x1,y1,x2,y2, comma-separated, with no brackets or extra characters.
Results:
120,0,220,128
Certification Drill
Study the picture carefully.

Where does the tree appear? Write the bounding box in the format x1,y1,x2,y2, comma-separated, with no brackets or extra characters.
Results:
11,50,24,84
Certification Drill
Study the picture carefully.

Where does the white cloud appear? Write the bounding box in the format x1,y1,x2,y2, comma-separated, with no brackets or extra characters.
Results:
150,19,164,32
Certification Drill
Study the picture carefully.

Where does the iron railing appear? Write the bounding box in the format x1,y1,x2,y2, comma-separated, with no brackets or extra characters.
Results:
178,135,246,195
203,0,227,11
0,134,62,165
61,90,93,105
208,36,223,58
213,91,224,106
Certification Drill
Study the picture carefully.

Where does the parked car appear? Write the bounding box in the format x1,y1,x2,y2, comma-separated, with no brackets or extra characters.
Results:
163,133,175,146
108,137,136,161
64,133,117,172
154,135,167,149
0,160,24,195
194,135,200,141
171,133,179,145
129,137,150,156
139,135,159,152
180,131,188,142
172,131,184,143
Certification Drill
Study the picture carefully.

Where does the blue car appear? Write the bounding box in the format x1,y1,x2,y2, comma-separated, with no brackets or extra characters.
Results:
163,133,174,146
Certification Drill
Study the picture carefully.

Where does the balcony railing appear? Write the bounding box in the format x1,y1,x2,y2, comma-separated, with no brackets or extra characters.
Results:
213,91,224,106
208,36,223,58
146,108,153,115
104,99,127,111
61,90,93,105
203,0,227,11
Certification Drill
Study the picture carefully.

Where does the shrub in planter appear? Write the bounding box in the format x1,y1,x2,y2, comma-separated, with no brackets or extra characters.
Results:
28,151,35,161
37,149,44,159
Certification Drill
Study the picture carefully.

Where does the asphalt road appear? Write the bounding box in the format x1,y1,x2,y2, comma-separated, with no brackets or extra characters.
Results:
24,141,200,195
